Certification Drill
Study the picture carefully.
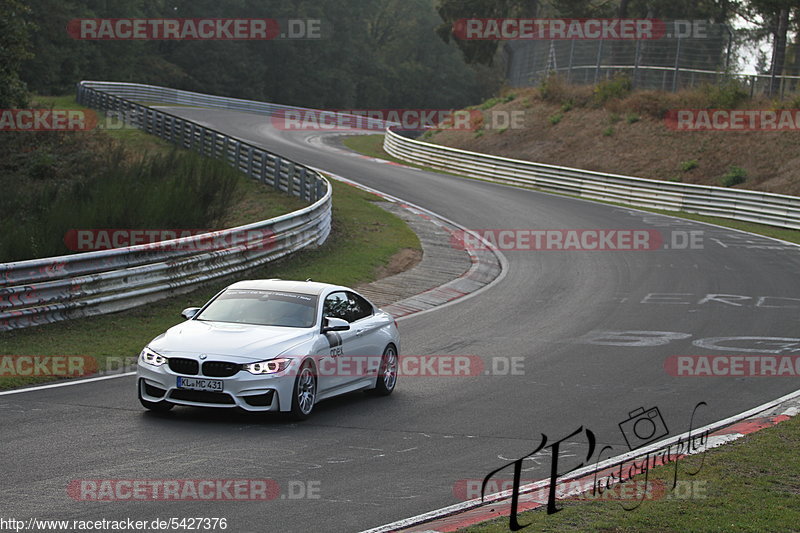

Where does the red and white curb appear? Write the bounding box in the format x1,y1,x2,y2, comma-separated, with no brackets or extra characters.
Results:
314,169,507,322
360,388,800,533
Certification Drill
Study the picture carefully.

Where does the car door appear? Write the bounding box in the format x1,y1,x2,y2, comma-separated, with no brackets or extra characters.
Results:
342,291,386,384
317,291,360,393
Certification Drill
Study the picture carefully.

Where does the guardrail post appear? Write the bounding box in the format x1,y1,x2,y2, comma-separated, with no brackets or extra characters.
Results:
246,146,254,177
299,167,308,201
273,156,282,190
260,153,269,185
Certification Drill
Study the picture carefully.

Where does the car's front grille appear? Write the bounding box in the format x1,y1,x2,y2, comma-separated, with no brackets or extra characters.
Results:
202,361,241,377
169,389,235,405
168,358,199,375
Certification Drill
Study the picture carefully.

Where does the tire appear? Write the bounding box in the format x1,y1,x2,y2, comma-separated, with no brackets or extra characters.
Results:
138,382,174,412
289,360,317,421
371,344,398,396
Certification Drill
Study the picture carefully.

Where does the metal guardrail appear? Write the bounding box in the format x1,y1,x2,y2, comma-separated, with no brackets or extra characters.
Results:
384,129,800,231
0,82,332,331
77,81,396,129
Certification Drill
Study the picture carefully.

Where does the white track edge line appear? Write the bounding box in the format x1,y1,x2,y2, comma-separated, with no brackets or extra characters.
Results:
0,371,136,396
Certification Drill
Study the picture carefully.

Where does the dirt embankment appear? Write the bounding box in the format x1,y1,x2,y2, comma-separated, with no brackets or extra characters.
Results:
427,80,800,197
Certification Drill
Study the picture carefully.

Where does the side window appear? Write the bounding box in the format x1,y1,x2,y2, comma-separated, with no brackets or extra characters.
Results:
346,292,373,322
323,292,349,321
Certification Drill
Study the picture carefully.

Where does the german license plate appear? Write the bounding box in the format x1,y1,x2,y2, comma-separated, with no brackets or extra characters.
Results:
176,377,223,392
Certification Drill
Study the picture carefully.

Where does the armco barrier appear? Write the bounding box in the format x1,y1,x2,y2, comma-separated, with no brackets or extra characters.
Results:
384,129,800,230
0,82,332,331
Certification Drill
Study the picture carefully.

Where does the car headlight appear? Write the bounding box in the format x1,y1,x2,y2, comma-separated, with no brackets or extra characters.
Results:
140,347,167,367
245,358,292,375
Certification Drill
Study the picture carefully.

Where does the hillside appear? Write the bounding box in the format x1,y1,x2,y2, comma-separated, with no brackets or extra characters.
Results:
426,79,800,197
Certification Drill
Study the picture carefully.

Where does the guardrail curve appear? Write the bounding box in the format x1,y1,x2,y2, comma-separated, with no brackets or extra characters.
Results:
383,128,800,230
0,82,332,331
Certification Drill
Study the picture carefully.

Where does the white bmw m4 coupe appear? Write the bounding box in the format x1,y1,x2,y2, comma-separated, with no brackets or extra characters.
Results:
136,279,400,420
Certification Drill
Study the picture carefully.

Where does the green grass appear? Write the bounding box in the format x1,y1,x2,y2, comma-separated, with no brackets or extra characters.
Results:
462,415,800,532
33,94,175,154
341,135,800,246
549,112,563,125
0,180,420,390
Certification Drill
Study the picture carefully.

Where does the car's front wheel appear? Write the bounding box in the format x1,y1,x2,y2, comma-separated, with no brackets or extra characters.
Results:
289,360,317,420
370,344,397,396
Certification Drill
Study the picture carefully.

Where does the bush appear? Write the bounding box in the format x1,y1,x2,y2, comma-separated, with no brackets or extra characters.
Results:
680,159,699,172
623,90,675,119
549,112,563,125
701,81,748,109
602,126,614,137
539,74,568,103
626,113,641,124
477,97,504,110
719,165,747,187
593,75,632,106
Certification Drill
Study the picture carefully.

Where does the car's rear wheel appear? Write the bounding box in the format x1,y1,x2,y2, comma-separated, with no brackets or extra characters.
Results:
371,344,397,396
138,382,174,412
289,360,317,420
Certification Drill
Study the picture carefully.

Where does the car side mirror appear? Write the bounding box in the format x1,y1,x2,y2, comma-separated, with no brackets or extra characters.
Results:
181,307,201,320
322,316,350,332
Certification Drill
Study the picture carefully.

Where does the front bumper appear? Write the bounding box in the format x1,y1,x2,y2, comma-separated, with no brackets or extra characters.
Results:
137,361,297,412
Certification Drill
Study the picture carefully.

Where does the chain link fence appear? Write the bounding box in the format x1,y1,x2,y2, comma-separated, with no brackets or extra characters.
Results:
504,22,800,97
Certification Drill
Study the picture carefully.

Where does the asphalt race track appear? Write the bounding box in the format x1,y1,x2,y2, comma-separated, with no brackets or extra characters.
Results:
2,107,799,532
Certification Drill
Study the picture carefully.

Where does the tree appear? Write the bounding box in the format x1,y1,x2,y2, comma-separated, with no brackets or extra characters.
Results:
0,0,35,107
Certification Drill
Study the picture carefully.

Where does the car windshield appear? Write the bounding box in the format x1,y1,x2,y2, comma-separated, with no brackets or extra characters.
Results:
195,289,318,328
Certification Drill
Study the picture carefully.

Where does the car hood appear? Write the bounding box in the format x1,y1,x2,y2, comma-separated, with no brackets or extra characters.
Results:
148,320,315,362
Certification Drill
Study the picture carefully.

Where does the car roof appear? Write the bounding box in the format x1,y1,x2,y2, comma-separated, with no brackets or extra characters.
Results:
225,279,348,296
